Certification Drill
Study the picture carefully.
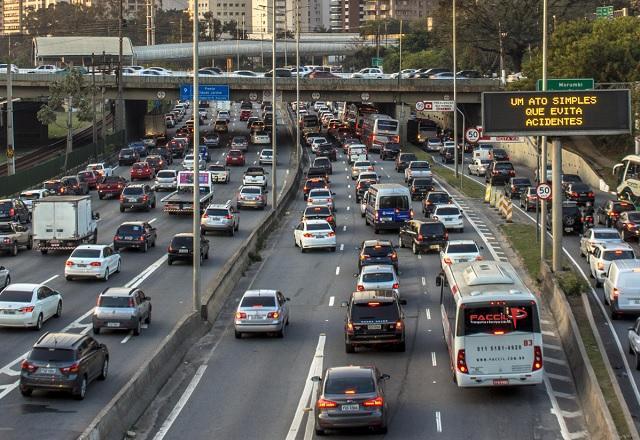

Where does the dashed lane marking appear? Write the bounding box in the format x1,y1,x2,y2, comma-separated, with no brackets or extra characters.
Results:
335,267,340,275
425,308,431,320
431,352,437,367
544,357,568,366
329,296,335,307
546,373,572,382
339,244,344,251
435,411,442,433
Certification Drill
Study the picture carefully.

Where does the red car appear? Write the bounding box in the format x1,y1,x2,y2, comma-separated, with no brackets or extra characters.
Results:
77,170,101,189
97,176,128,199
167,139,186,158
130,162,155,180
239,109,252,121
226,149,246,166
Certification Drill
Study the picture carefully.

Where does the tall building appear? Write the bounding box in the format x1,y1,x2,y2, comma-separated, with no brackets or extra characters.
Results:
308,0,329,31
364,0,429,22
3,0,92,34
189,0,251,28
330,0,362,32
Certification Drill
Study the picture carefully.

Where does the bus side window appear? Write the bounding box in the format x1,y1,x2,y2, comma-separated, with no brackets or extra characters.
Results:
626,162,640,180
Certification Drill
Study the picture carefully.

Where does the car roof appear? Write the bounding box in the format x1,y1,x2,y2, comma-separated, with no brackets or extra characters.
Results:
34,332,85,349
100,287,137,297
351,290,397,303
611,259,640,271
1,283,38,291
361,264,396,274
362,239,393,247
120,221,146,226
174,232,193,237
590,228,619,233
595,242,634,251
242,289,277,297
73,244,108,250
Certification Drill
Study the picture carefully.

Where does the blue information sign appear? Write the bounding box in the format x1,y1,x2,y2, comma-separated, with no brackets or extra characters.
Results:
179,84,230,101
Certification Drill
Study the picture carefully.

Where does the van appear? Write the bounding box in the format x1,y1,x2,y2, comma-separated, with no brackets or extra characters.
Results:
473,144,493,161
604,259,640,318
365,184,412,233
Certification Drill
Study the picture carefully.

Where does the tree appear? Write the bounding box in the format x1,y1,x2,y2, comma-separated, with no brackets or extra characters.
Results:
201,13,222,40
37,70,95,171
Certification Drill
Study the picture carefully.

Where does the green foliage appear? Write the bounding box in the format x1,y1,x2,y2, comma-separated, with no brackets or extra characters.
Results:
359,18,401,37
37,70,95,127
557,270,587,297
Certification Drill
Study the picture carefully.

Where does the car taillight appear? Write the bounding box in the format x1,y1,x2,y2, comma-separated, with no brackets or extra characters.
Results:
444,257,453,265
90,261,102,267
457,349,468,373
363,396,384,407
303,233,313,238
410,209,414,219
60,362,80,374
21,360,38,373
390,252,397,260
9,208,15,216
571,191,578,197
119,195,124,201
65,260,74,266
139,236,145,241
303,186,309,191
597,262,604,270
308,198,313,203
19,305,35,313
475,256,483,261
627,223,637,230
326,216,334,223
392,282,399,289
509,170,515,176
317,398,338,409
356,285,364,291
492,171,498,175
532,346,543,371
417,234,424,241
202,213,209,219
444,232,449,240
235,311,247,319
433,216,439,220
267,311,280,319
613,288,620,298
142,195,149,202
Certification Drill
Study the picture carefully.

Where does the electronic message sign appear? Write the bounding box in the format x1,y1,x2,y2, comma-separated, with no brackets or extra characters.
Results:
482,90,631,136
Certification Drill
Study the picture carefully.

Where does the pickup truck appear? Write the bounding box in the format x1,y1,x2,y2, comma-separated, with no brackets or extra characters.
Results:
161,171,215,214
0,221,32,256
404,161,432,182
86,162,113,177
243,167,268,189
208,164,230,183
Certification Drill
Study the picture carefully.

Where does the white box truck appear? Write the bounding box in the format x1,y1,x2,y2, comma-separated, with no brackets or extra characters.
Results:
32,195,99,254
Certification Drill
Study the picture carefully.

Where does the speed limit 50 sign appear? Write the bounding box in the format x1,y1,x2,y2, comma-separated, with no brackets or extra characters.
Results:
465,128,480,143
536,183,552,200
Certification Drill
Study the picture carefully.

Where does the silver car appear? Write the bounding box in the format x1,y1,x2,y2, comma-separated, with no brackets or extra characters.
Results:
231,136,249,151
155,170,178,191
307,188,335,211
351,161,373,180
357,265,399,295
201,202,240,236
234,289,290,338
579,228,623,258
237,185,267,209
92,287,152,336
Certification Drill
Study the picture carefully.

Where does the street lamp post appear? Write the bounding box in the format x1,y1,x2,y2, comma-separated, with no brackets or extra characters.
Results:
192,0,202,315
452,0,459,177
117,0,126,143
295,0,300,164
498,21,507,86
540,0,548,265
271,0,277,210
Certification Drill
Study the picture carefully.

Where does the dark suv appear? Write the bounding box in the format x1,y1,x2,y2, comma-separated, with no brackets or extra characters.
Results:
421,191,453,217
485,161,515,185
380,142,400,160
167,233,210,265
20,332,109,400
302,205,336,230
119,184,156,212
118,148,140,166
113,221,157,252
61,176,89,195
316,144,337,162
395,152,418,172
343,290,406,353
409,178,434,201
0,198,30,223
358,240,398,272
399,220,448,254
546,202,584,234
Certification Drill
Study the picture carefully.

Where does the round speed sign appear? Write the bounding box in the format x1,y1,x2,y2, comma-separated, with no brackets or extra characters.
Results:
536,183,552,200
465,128,480,143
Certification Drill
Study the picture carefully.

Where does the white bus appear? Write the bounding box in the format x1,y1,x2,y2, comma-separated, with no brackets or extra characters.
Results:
436,261,544,387
361,114,400,151
613,155,640,207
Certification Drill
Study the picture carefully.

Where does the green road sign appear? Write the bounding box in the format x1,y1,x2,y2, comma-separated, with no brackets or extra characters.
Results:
371,57,383,67
596,6,614,18
536,78,594,91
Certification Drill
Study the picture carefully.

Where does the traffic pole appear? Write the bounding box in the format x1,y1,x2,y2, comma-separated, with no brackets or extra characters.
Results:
551,138,562,272
192,0,201,316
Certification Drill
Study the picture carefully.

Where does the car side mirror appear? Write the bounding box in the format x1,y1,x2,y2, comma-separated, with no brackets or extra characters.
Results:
399,299,407,305
310,376,321,382
331,192,336,195
379,374,390,381
340,301,349,307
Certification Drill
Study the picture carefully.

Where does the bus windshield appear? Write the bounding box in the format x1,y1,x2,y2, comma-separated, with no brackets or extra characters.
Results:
459,303,538,336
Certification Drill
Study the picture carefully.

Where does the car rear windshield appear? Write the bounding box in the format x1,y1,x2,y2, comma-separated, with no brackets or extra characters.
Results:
447,244,478,253
30,348,75,362
325,374,375,395
306,180,326,189
117,224,144,235
436,207,460,215
43,182,61,190
120,148,134,154
206,208,229,216
603,250,635,261
242,187,261,194
594,231,622,239
512,178,530,185
229,150,242,157
351,302,399,321
411,162,430,169
629,213,640,222
461,303,538,336
362,272,394,283
123,187,144,195
428,193,450,204
494,162,514,170
305,206,330,215
99,296,132,307
563,207,580,216
0,289,32,302
70,249,101,258
232,137,246,143
133,163,146,169
102,177,121,184
314,158,329,165
171,236,193,247
157,171,175,178
307,223,332,231
78,171,93,178
413,179,432,186
365,245,393,256
400,154,417,161
613,203,635,213
240,296,276,307
311,190,331,197
379,196,409,210
570,183,590,192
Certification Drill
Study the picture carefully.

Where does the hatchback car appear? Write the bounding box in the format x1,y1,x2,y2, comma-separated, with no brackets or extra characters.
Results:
230,135,249,151
313,157,333,175
92,287,151,335
398,219,448,254
520,187,539,211
145,155,166,173
155,170,178,191
358,240,398,272
440,240,482,267
313,365,389,435
252,131,270,145
343,290,406,353
130,162,155,180
203,133,220,148
65,245,121,281
0,283,62,329
302,205,336,230
120,184,156,212
351,160,374,180
43,179,69,196
421,191,453,217
357,265,399,295
432,204,464,232
237,185,267,209
259,149,274,165
77,171,101,190
304,178,329,200
589,243,635,287
97,176,127,199
201,202,240,236
294,219,336,252
167,233,210,265
226,148,246,166
182,154,206,171
113,221,157,252
307,188,336,211
234,290,290,338
20,332,108,399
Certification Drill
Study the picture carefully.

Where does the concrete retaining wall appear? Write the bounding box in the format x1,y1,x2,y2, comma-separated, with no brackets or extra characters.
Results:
540,262,619,440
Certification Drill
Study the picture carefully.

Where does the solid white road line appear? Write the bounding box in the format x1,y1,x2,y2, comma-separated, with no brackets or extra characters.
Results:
149,217,157,224
121,332,133,344
286,334,326,440
40,274,59,285
544,375,573,440
435,411,442,433
329,296,335,307
335,266,340,275
152,365,209,440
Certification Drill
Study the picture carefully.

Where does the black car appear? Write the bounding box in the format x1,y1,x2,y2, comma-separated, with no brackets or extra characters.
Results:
441,147,462,164
597,200,635,227
395,152,418,172
343,290,406,353
485,161,515,185
113,221,157,252
303,177,329,200
0,199,30,224
506,177,532,199
564,182,594,206
20,332,108,400
355,176,377,202
167,233,210,265
312,157,333,175
399,220,448,254
306,166,329,183
119,184,156,212
456,69,481,78
492,148,509,161
422,191,453,217
561,173,582,190
302,205,336,230
546,202,584,234
380,142,400,160
615,211,640,241
409,177,434,200
118,148,140,166
264,68,292,77
316,144,337,162
358,240,398,272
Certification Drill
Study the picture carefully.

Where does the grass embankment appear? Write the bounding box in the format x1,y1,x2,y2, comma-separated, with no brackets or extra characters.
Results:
401,144,485,199
48,111,92,139
501,223,632,440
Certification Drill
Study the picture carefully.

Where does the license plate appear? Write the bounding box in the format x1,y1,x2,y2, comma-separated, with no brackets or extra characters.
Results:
179,249,189,253
493,379,509,385
125,236,133,240
40,368,57,375
128,198,137,202
564,227,573,232
107,322,120,327
381,217,392,221
430,245,440,250
368,324,382,330
341,404,359,411
3,310,15,314
77,264,86,268
50,243,59,247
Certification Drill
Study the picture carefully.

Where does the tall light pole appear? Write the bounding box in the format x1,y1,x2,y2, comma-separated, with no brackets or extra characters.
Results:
6,39,15,176
271,0,277,209
192,0,202,315
295,0,300,164
498,21,507,85
452,0,459,177
540,0,548,265
117,0,126,142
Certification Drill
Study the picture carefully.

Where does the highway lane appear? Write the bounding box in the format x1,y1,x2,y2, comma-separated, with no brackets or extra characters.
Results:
139,148,577,440
0,103,293,439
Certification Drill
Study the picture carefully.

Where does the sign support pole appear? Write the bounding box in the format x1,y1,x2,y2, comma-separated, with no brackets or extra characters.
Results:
452,0,458,178
192,0,201,317
271,0,277,210
551,138,562,272
540,0,548,265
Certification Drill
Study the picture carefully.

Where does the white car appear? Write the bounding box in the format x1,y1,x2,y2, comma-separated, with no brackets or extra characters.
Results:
28,65,61,74
360,190,369,217
87,162,113,177
425,138,442,152
122,67,139,76
579,228,623,258
468,159,491,176
252,132,271,145
65,245,121,281
351,68,384,79
351,160,374,180
357,172,380,184
440,240,483,267
307,188,335,211
432,204,464,232
217,110,231,122
0,283,62,329
294,219,336,252
231,70,259,77
588,242,635,287
20,189,51,211
147,66,173,75
390,69,416,79
310,137,328,153
291,66,312,77
182,154,206,170
155,169,178,191
356,264,399,294
0,64,19,74
139,69,171,76
259,149,274,165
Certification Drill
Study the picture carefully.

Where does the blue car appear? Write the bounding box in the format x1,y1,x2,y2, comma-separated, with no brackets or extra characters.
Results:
198,146,210,163
128,141,148,157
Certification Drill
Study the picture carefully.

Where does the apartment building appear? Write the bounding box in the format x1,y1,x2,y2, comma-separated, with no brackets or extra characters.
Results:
330,0,363,32
3,0,92,34
363,0,429,22
189,0,251,26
